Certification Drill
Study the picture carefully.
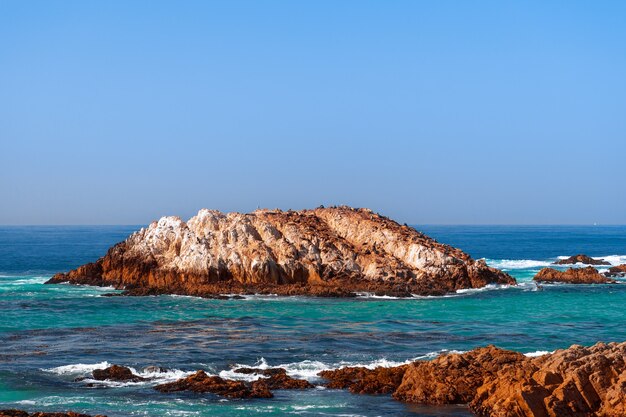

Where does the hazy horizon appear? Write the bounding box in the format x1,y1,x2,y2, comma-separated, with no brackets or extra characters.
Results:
2,1,625,225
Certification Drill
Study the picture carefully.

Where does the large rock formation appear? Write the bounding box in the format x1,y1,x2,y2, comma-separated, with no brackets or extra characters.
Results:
534,267,615,284
554,254,610,266
46,207,514,297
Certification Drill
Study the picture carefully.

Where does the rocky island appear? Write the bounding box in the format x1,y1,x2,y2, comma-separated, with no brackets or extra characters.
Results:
554,254,610,265
46,206,515,297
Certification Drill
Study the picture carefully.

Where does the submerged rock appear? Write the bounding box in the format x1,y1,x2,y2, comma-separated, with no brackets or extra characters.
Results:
533,267,615,284
554,254,610,265
0,411,106,417
92,365,145,382
46,206,515,297
154,370,272,399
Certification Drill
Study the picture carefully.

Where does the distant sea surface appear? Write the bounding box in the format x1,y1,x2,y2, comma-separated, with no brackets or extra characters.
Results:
1,225,625,416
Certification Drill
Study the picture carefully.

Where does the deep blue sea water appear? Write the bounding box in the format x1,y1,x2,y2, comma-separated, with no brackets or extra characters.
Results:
1,225,625,416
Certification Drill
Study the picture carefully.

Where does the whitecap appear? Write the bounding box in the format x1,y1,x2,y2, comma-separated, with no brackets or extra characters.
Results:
219,350,467,383
44,361,194,387
45,361,111,375
524,350,553,357
485,259,552,270
455,284,512,294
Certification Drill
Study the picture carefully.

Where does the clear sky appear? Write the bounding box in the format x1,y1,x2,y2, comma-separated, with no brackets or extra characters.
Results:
1,1,625,225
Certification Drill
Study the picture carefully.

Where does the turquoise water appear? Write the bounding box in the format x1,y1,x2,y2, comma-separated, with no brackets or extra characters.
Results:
1,225,625,416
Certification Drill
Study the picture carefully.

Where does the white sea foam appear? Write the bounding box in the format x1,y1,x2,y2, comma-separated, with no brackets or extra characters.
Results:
524,350,553,357
485,259,553,270
44,362,193,387
46,361,112,375
219,350,466,383
598,255,626,266
555,255,626,266
455,284,513,294
355,292,402,299
487,255,626,271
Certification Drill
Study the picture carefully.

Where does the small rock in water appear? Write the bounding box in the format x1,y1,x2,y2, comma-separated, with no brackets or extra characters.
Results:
92,365,145,382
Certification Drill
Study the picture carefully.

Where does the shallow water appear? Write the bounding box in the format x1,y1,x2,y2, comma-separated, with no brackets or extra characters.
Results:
1,225,625,416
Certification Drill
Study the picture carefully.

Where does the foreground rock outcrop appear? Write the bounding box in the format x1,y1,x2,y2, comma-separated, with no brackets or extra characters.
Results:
319,364,409,394
0,411,105,417
554,254,610,265
470,342,626,417
46,206,515,297
393,347,526,405
534,267,615,284
317,342,626,417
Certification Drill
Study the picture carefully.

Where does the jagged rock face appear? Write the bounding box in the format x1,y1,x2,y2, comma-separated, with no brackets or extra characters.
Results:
46,207,514,297
554,255,610,266
319,365,409,394
470,342,626,417
534,267,615,284
393,346,527,404
316,342,626,417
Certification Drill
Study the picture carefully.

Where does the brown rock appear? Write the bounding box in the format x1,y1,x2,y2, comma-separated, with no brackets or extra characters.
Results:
154,370,273,399
0,411,106,417
533,267,615,284
233,367,313,389
393,347,527,404
606,264,626,277
319,365,409,394
46,206,515,297
470,342,626,417
554,254,610,265
92,365,145,382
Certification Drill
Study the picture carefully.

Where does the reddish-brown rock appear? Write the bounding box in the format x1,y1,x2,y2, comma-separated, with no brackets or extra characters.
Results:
554,254,610,265
0,411,106,417
46,207,515,297
318,365,409,394
393,347,527,404
534,267,615,284
606,264,626,277
153,370,273,399
470,342,626,417
92,365,145,382
233,367,313,389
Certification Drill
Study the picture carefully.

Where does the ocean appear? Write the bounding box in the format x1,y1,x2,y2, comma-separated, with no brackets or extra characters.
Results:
1,225,625,416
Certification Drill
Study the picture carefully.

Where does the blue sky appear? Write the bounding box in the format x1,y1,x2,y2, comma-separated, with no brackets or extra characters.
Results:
1,1,625,225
